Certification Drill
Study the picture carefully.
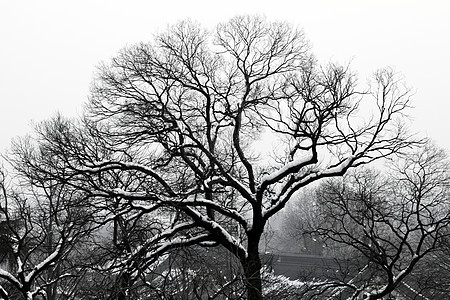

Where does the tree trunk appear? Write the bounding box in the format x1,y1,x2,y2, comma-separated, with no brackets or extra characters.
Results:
243,234,263,300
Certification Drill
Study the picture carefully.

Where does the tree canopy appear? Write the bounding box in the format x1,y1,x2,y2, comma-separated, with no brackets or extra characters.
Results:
2,15,420,300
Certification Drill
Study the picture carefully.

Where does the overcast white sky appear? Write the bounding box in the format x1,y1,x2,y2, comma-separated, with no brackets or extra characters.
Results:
1,0,449,152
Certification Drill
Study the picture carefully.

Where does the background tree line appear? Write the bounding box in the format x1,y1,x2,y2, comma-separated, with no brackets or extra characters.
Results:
1,15,447,300
277,143,450,299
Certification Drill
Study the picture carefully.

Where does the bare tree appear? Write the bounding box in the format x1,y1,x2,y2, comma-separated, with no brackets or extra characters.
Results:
293,143,450,299
11,16,417,300
0,165,95,300
276,188,326,256
409,231,450,298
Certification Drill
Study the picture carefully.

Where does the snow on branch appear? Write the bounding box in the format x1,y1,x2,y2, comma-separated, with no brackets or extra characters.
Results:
184,207,248,258
0,269,21,289
79,160,175,196
118,221,201,267
25,238,64,283
259,152,315,187
263,155,355,219
180,194,248,227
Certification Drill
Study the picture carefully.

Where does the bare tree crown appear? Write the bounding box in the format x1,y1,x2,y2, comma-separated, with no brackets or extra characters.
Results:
5,16,418,300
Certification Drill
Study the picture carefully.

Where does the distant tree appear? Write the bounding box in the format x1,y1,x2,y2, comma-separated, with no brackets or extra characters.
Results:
277,188,326,256
12,16,417,300
288,143,450,299
409,231,450,298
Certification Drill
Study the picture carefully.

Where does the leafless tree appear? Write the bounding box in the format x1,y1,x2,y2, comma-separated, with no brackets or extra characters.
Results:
293,143,450,299
409,231,450,298
11,16,417,300
276,188,326,255
0,165,95,300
